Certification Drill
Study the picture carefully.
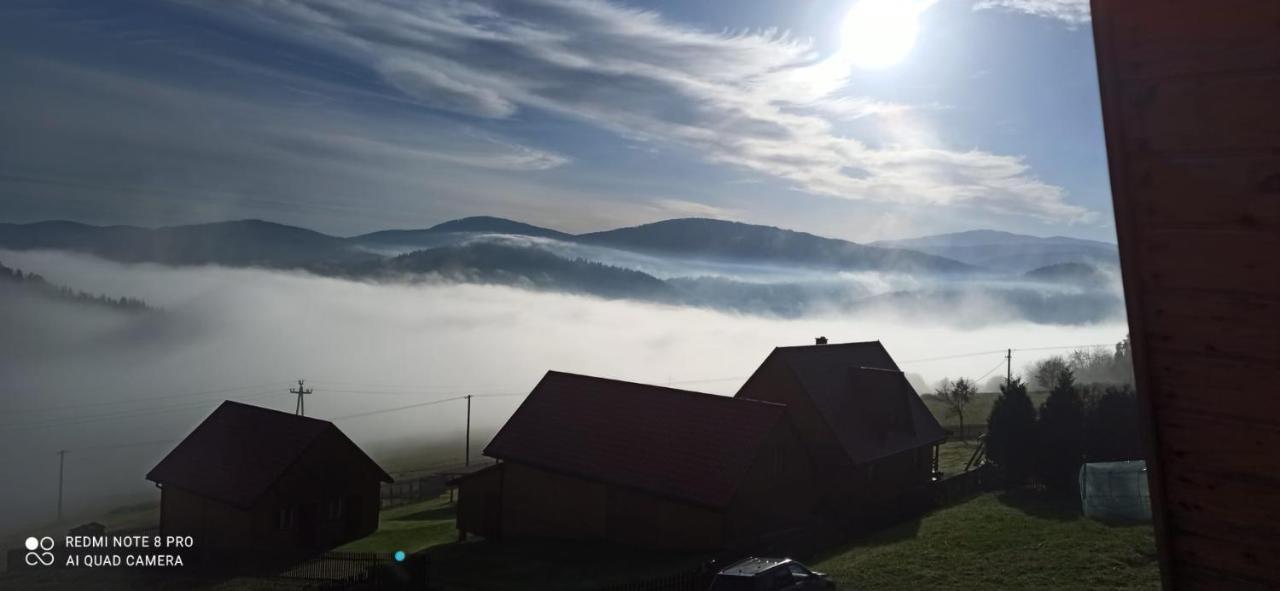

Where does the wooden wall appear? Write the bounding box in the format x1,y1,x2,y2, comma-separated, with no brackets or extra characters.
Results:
1090,2,1280,588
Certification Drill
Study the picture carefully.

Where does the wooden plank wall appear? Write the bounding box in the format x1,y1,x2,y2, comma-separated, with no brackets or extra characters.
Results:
1090,2,1280,588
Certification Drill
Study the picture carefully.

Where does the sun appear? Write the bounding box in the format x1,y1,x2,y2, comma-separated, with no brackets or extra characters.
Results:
840,0,925,70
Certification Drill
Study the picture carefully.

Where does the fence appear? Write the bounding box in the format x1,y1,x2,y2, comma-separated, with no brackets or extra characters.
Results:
943,424,986,441
212,550,424,591
595,567,702,591
380,475,447,509
272,551,390,582
932,464,995,506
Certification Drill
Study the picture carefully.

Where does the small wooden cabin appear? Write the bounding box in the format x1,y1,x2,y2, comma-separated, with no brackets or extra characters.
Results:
736,340,947,524
454,371,819,551
146,401,392,553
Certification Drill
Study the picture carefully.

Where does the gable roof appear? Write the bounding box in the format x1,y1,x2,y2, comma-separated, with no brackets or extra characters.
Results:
147,401,392,508
749,341,946,464
484,371,789,509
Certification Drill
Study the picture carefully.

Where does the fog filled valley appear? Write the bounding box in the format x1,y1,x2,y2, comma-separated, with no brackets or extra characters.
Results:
0,218,1130,538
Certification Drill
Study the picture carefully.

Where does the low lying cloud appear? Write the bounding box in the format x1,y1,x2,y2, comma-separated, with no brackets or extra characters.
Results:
0,250,1127,537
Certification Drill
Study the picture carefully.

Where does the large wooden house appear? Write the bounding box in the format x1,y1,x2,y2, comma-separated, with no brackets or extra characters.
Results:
454,371,819,551
735,340,947,525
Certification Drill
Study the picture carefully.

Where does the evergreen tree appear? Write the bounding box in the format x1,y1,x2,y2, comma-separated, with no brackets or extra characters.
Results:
1036,368,1086,491
1084,384,1143,462
986,377,1037,485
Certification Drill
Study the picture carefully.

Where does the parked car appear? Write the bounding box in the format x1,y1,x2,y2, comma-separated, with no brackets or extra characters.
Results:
708,557,836,590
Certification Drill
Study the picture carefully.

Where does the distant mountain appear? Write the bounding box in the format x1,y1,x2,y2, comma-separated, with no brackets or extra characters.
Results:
349,242,674,302
578,218,974,273
351,216,571,251
871,229,1118,273
1023,262,1111,287
0,220,376,268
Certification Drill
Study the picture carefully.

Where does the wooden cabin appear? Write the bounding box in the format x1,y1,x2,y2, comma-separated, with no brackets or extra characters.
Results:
736,340,947,525
146,401,392,554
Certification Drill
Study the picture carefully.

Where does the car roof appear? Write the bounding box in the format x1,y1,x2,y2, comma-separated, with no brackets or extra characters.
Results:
719,557,793,577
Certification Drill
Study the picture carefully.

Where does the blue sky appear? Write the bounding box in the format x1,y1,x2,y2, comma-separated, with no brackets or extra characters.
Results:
0,0,1112,242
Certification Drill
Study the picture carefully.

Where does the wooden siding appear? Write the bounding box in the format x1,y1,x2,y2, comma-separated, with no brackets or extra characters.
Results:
1091,1,1280,588
493,462,725,551
159,428,383,552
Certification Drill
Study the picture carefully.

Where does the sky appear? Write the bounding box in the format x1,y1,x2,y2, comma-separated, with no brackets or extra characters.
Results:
0,0,1112,243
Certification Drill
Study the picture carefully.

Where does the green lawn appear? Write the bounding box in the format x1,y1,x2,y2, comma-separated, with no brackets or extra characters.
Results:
812,491,1159,591
422,538,709,591
936,440,980,476
336,494,459,553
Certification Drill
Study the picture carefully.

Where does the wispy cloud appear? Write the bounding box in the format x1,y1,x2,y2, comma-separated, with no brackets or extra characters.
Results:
972,0,1091,26
178,0,1093,222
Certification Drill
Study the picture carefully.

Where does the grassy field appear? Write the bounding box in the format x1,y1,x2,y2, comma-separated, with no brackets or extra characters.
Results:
936,440,981,476
336,494,458,553
812,491,1159,591
922,391,1050,435
2,490,1158,590
423,537,708,591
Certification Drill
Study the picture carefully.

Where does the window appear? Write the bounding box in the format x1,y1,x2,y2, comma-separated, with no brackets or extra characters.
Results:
326,497,345,519
277,506,297,530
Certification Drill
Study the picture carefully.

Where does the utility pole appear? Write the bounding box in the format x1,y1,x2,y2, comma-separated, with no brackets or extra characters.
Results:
290,379,313,416
56,450,66,522
1006,348,1013,386
464,395,472,467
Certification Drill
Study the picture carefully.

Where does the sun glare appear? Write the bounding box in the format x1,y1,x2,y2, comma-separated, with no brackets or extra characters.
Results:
840,0,924,70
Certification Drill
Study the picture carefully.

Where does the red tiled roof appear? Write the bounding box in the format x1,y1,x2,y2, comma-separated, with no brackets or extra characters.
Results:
484,371,788,509
763,341,947,463
146,401,391,508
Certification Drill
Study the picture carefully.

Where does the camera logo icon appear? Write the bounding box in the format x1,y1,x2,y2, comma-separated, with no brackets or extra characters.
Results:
24,536,55,567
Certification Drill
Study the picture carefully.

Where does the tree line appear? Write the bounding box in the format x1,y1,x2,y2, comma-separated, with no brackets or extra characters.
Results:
0,259,151,312
934,337,1142,492
987,337,1141,492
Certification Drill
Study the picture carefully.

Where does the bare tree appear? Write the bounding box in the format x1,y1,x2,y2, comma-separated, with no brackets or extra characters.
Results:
936,378,977,441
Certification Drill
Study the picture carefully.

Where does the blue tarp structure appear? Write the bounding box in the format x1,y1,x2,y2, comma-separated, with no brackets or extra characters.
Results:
1079,460,1151,522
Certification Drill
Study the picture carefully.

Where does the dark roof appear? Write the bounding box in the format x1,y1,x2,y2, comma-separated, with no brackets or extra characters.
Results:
444,463,502,486
484,371,788,508
147,401,391,507
757,341,946,463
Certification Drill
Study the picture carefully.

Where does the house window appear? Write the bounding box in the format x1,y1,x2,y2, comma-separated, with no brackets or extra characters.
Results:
277,506,297,530
326,497,345,519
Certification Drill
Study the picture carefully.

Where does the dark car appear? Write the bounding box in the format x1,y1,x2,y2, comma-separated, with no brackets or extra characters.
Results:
708,557,836,591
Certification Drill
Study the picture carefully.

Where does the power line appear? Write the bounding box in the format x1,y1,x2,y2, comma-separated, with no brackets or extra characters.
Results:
329,395,470,421
899,349,1009,364
0,391,285,433
973,358,1009,383
67,438,178,454
5,381,293,416
1014,343,1114,352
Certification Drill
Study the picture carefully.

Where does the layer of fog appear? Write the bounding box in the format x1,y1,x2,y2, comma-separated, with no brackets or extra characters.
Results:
359,233,1127,323
0,249,1129,538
